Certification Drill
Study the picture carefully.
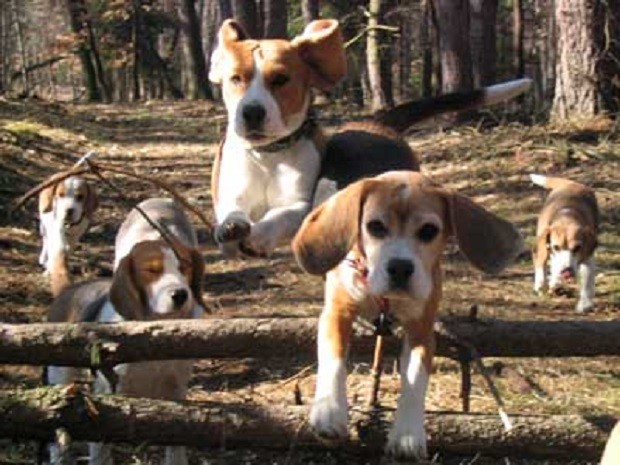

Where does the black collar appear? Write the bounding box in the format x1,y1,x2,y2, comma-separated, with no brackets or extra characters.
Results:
256,112,317,153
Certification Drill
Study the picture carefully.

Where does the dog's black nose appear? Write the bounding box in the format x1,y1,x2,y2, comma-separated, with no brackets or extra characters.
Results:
171,289,189,308
66,208,75,218
387,258,414,288
242,103,266,129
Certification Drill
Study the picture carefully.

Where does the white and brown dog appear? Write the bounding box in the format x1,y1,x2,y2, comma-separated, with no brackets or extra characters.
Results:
208,18,531,258
530,174,599,312
38,174,98,272
292,171,522,459
47,198,205,465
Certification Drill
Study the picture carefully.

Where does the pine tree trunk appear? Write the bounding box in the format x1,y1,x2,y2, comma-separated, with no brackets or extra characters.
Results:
551,0,598,119
434,0,473,93
179,0,213,99
264,0,287,39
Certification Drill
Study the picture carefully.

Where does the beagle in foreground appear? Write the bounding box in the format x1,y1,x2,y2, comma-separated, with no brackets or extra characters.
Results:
601,421,620,465
530,174,599,312
208,18,531,257
292,171,522,459
38,174,98,272
47,198,205,465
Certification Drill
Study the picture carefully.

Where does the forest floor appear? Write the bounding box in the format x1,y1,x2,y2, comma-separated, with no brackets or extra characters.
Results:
0,96,618,464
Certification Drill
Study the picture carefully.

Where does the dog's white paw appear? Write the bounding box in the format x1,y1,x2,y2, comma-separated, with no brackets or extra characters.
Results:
576,297,594,313
309,396,348,439
243,223,278,257
386,419,427,460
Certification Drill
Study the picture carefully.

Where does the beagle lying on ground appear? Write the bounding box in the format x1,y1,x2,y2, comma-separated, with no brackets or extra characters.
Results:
530,174,599,312
38,174,98,272
292,171,522,459
208,18,531,258
47,198,205,465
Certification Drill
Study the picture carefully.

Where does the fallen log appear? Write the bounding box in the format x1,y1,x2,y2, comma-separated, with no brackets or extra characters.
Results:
0,318,618,368
0,386,614,459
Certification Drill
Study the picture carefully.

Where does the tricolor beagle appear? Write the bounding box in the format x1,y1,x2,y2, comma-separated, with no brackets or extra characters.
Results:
208,18,531,258
47,198,205,465
38,174,98,272
530,174,599,312
292,171,522,459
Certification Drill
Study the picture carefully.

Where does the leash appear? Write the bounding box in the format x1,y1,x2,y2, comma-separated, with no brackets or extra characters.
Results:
345,257,393,407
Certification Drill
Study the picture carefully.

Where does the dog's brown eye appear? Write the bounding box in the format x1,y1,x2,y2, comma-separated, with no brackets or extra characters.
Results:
417,223,439,242
552,244,561,252
75,194,84,202
572,244,582,253
230,75,242,85
271,73,290,88
366,220,389,238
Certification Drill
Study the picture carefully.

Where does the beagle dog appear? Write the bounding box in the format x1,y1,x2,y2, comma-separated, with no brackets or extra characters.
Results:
38,174,98,272
292,171,522,459
530,174,599,312
601,421,620,465
47,198,205,465
208,18,531,258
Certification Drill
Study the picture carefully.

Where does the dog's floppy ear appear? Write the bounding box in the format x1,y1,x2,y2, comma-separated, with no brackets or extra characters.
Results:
446,193,523,274
39,184,56,214
109,254,147,320
292,179,374,275
581,226,598,258
292,19,347,91
84,182,99,217
209,19,249,84
189,248,208,312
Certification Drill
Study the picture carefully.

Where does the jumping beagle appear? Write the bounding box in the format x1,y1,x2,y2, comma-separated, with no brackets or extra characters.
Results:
208,18,531,258
38,174,98,272
47,198,205,465
530,174,599,312
292,171,522,459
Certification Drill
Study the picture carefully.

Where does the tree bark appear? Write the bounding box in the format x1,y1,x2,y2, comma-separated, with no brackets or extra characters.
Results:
179,0,213,99
470,0,498,86
434,0,473,93
218,0,233,20
420,0,433,97
366,0,389,111
0,386,613,458
263,0,287,39
1,318,619,368
513,0,525,78
551,0,599,119
301,0,319,24
10,0,28,95
232,0,260,38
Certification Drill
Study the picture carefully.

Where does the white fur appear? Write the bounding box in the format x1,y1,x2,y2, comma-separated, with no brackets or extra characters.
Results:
148,247,193,315
386,337,428,459
549,249,578,290
483,78,532,106
577,257,596,312
529,173,547,188
216,135,320,256
534,265,546,293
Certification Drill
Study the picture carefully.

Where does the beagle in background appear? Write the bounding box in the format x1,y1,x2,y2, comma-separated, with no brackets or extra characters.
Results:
292,171,522,459
38,174,98,272
208,18,531,258
530,174,599,312
47,198,205,465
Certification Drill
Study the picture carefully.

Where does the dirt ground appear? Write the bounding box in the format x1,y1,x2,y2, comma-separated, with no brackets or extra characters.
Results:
0,97,618,464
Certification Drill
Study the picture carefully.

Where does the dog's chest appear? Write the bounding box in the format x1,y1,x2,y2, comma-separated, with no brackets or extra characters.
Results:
218,136,321,220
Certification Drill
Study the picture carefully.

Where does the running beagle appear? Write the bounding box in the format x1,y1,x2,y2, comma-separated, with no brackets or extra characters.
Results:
530,174,599,312
38,174,98,272
208,18,531,258
292,171,522,459
47,198,205,465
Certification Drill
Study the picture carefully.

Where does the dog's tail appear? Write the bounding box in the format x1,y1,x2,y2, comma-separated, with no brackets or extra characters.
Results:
47,229,72,298
530,173,573,190
374,78,532,133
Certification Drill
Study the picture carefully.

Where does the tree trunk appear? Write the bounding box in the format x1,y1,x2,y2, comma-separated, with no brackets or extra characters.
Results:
84,16,111,102
11,0,28,95
593,0,620,114
131,0,141,101
366,0,388,110
420,0,433,97
263,0,287,39
434,0,473,93
0,386,613,458
301,0,319,24
398,13,412,101
513,0,525,78
179,0,213,99
470,0,498,86
218,0,233,20
1,318,619,368
551,0,599,119
232,0,260,38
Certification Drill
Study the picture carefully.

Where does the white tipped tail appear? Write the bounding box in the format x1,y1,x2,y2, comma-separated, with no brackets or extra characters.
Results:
483,78,532,106
529,173,548,188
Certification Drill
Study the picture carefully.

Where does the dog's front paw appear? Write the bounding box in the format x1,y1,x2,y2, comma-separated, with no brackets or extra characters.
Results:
214,212,251,244
309,397,348,439
240,222,278,257
576,297,594,313
386,419,427,460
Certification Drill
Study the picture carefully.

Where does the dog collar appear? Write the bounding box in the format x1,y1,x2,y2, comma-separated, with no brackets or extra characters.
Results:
256,112,317,153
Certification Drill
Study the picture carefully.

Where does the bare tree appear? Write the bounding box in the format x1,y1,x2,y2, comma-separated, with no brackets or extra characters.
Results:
302,0,319,24
470,0,498,86
219,0,233,20
264,0,287,38
513,0,525,78
232,0,260,38
434,0,473,93
11,0,28,95
179,0,213,99
65,0,100,101
366,0,391,110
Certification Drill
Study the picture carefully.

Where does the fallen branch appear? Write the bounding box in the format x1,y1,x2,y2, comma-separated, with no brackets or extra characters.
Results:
0,318,619,368
10,54,72,82
0,386,613,458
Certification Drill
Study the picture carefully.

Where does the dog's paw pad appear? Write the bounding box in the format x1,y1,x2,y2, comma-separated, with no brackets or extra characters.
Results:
309,398,348,440
386,424,427,460
214,213,251,243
